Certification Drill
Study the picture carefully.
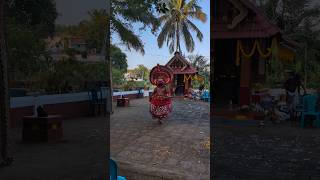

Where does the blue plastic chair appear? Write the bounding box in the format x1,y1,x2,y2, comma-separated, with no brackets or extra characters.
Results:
300,95,320,128
88,88,106,116
202,91,211,102
110,159,126,180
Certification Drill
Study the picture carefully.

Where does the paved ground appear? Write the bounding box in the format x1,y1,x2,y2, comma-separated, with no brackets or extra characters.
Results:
0,117,108,180
111,98,210,180
213,117,320,180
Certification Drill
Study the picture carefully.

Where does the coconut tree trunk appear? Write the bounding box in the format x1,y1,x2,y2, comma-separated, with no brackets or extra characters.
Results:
0,0,11,165
176,22,181,52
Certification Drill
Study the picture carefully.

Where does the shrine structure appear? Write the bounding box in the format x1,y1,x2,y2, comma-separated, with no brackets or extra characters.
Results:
213,0,296,106
165,52,204,96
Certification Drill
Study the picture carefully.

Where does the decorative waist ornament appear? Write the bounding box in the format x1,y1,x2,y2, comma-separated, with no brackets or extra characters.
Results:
149,64,173,124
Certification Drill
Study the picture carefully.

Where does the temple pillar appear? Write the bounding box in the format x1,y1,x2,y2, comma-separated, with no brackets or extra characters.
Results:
239,56,251,106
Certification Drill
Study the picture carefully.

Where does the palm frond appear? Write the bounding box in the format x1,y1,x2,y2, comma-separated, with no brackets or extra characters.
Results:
181,22,195,52
169,40,175,54
188,10,207,22
156,0,207,53
111,17,145,54
186,19,203,41
157,17,175,48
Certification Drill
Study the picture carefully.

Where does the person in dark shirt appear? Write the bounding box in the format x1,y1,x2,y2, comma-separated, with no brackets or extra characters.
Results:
284,73,306,121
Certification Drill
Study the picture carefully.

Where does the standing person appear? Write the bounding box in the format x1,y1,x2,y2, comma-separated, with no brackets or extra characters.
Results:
284,72,306,122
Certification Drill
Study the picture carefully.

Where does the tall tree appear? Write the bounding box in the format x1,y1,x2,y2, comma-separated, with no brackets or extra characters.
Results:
157,0,207,53
188,54,208,71
6,0,58,37
187,54,209,86
110,45,128,72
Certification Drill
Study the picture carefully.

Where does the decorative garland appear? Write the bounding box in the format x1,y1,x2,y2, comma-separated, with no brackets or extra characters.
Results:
183,74,205,90
236,38,277,66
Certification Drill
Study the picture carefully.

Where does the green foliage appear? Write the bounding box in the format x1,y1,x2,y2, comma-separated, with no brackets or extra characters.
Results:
123,80,147,91
30,60,108,93
112,68,124,86
6,18,50,81
132,65,150,80
187,54,210,88
6,0,58,87
110,45,128,73
6,0,58,37
261,0,320,88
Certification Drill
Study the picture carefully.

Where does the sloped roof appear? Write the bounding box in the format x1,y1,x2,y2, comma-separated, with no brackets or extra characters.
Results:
213,0,280,39
165,52,198,74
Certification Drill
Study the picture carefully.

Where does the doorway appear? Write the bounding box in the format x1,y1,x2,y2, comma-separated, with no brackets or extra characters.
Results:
213,39,240,106
175,74,185,96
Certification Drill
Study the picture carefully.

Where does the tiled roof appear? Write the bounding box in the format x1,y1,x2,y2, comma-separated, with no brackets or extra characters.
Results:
213,0,280,39
165,52,198,74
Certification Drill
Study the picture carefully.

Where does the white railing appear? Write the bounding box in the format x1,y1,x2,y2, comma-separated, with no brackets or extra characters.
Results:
11,90,152,108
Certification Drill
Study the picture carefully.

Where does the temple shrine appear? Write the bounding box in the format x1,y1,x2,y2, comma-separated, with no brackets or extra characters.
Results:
212,0,296,106
165,52,202,96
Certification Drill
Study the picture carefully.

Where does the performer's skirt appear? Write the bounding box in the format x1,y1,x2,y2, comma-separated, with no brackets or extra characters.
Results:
150,98,172,119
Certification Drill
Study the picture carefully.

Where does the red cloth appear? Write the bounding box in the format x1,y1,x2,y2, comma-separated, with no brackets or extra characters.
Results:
150,96,172,119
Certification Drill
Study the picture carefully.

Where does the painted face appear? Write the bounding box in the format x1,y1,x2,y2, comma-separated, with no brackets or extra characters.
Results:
157,79,165,86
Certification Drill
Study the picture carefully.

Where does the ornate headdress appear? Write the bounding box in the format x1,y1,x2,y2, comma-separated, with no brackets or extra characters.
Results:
150,64,173,86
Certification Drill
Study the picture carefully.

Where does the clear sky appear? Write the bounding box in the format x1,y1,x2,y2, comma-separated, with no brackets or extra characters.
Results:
112,0,210,69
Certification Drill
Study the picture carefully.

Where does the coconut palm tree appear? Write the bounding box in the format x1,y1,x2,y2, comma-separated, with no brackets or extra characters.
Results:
157,0,207,53
188,54,209,72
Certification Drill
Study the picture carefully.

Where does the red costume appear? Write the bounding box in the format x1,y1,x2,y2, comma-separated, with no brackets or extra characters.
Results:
149,64,173,122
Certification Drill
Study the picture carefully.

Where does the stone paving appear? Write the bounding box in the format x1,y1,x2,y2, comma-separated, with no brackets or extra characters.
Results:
213,117,320,180
110,98,210,180
0,117,108,180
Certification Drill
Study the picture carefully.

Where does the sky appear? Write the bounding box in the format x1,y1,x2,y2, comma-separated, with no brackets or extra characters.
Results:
54,0,107,25
112,0,211,69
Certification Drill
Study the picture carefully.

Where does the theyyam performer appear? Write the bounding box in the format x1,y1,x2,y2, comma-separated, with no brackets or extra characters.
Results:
149,64,173,124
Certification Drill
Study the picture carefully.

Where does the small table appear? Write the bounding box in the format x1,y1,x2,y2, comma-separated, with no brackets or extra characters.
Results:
117,98,129,107
22,115,63,142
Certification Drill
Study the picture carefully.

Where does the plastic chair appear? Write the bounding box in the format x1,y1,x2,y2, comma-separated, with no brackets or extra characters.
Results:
88,88,106,116
202,91,211,102
110,159,126,180
300,95,320,128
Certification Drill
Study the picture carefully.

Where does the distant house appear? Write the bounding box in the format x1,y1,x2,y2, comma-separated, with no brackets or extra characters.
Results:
45,36,65,54
124,71,145,81
45,36,104,62
67,37,87,52
124,71,136,81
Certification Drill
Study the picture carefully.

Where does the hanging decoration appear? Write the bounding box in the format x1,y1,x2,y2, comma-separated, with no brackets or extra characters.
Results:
183,74,205,91
236,37,277,66
183,74,193,90
183,74,193,83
